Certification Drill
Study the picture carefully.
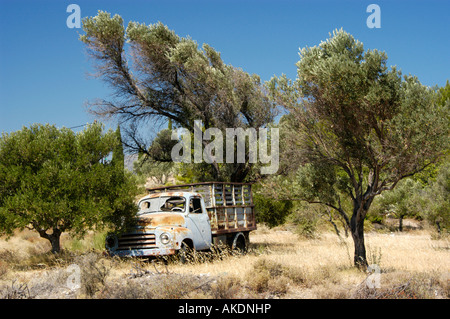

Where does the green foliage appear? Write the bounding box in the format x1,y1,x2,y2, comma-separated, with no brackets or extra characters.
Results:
437,80,450,106
111,125,124,167
421,160,450,233
253,186,294,228
175,162,216,184
368,158,449,233
146,129,177,163
365,214,383,225
411,163,439,186
289,204,321,238
134,157,175,186
133,128,176,185
79,11,125,56
370,178,424,225
294,162,339,204
0,123,139,253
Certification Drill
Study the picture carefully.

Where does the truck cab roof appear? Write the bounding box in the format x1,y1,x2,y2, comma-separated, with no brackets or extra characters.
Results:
139,191,202,202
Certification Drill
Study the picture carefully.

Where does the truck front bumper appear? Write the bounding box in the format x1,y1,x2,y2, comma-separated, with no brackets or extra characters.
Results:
108,247,176,257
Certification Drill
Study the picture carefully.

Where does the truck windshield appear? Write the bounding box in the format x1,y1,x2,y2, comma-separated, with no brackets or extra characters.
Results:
138,196,186,214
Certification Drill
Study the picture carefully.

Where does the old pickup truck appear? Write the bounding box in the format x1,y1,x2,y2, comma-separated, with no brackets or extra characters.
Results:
105,182,256,259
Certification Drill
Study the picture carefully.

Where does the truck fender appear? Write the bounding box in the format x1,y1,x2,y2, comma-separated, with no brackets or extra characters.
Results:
157,226,193,250
231,232,247,252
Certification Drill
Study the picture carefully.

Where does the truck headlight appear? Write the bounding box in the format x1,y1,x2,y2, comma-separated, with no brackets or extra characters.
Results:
160,232,171,245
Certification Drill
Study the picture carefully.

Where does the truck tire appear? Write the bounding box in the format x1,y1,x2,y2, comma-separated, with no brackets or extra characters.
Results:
177,240,193,264
231,232,247,254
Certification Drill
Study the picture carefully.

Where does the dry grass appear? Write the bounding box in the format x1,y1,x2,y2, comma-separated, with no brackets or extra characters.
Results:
0,223,448,299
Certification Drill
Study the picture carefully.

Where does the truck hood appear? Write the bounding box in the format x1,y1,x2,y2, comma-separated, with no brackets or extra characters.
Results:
136,212,185,228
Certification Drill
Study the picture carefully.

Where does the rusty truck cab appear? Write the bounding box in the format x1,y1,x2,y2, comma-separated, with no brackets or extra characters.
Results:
105,192,211,257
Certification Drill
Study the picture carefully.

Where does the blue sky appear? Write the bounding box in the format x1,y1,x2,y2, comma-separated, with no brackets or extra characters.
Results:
0,0,449,134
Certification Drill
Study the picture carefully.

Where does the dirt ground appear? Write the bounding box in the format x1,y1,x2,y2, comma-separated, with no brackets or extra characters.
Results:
0,223,448,299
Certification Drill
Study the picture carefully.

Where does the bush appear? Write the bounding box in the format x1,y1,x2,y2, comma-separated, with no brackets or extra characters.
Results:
353,272,449,299
245,258,305,296
209,275,242,299
64,231,108,253
253,192,294,228
289,206,320,238
74,252,113,297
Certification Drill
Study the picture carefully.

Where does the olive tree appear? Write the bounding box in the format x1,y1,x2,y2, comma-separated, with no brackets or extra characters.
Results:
79,11,277,182
268,29,449,268
0,123,138,253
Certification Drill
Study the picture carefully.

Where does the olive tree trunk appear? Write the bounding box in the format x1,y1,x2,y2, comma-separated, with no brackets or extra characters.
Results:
37,228,62,254
350,213,367,269
349,197,374,270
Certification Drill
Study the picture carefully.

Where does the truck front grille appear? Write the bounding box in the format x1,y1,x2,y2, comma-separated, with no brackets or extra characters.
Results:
117,232,157,250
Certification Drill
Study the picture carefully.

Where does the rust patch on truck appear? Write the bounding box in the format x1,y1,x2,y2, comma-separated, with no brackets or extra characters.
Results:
156,225,190,234
137,213,185,227
172,227,190,236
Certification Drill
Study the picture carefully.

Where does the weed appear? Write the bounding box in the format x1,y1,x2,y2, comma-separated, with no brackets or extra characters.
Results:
74,252,113,297
209,275,242,299
0,261,8,279
245,258,304,296
0,280,32,299
101,271,210,299
367,245,383,267
353,272,448,299
0,249,19,265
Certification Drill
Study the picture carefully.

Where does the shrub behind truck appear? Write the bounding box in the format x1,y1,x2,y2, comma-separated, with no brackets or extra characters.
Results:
105,182,256,259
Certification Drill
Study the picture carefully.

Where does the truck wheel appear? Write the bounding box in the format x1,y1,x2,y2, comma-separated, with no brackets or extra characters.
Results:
232,233,247,254
177,241,191,264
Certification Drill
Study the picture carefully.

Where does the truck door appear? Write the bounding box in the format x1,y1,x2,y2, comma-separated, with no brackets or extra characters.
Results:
186,196,212,250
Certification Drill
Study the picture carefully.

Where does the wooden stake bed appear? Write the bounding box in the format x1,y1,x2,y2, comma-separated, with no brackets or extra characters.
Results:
147,182,257,234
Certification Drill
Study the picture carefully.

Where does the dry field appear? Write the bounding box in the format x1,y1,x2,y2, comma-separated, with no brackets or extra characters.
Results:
0,223,448,299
